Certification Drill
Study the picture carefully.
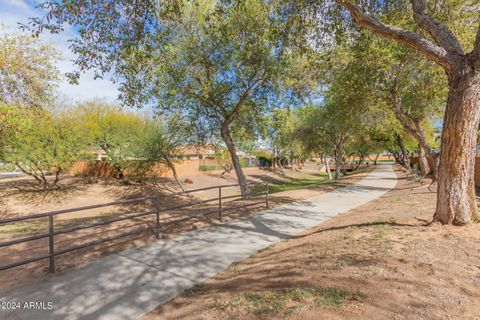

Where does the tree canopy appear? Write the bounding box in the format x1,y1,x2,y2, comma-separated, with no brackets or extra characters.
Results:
16,0,480,224
0,33,60,108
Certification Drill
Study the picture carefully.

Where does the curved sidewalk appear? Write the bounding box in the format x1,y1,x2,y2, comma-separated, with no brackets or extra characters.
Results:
0,165,397,320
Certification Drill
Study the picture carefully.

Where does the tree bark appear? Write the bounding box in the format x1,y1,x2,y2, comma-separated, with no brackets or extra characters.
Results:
353,155,364,171
417,144,430,176
165,157,185,192
394,134,410,169
434,71,480,225
15,161,43,185
221,125,249,199
276,157,286,176
324,155,333,180
334,149,342,179
335,0,480,224
53,168,62,187
391,90,435,178
390,150,401,165
413,121,437,179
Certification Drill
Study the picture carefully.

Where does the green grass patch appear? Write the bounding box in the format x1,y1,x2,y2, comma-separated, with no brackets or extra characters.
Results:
213,287,360,317
0,218,49,237
266,166,374,194
0,214,118,239
185,283,207,296
268,173,331,194
199,165,223,171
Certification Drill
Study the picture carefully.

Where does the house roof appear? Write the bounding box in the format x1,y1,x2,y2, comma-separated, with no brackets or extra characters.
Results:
176,145,216,156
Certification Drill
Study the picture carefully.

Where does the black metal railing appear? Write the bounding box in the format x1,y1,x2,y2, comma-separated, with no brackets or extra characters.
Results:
0,181,269,273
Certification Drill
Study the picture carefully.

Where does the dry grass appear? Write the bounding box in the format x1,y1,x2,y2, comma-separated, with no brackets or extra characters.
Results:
0,167,372,292
143,166,480,320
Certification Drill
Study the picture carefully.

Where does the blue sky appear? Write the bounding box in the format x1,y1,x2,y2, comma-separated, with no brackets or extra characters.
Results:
0,0,120,103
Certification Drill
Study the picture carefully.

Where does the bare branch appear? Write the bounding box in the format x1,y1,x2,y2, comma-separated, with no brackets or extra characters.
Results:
226,86,252,124
390,89,433,156
189,76,227,116
390,90,419,136
335,0,454,72
225,70,260,124
411,0,464,56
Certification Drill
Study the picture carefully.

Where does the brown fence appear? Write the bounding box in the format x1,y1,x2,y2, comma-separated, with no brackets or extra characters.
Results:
67,159,262,179
0,181,269,273
66,159,204,178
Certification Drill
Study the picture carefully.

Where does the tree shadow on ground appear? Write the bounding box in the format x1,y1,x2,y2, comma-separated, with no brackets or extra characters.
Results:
0,166,376,292
291,220,429,240
0,177,90,205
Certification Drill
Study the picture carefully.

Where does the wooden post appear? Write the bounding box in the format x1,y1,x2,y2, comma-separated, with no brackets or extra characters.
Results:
48,215,55,273
265,181,269,209
155,207,160,239
218,186,222,222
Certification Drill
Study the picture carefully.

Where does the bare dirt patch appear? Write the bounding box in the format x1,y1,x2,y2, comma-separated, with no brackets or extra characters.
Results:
143,165,480,320
0,167,372,292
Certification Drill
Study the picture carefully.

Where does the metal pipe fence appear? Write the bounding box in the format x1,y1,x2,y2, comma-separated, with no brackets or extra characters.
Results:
0,180,269,273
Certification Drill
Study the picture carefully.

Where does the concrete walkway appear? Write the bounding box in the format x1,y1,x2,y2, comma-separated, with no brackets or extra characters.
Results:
0,172,22,180
0,165,397,320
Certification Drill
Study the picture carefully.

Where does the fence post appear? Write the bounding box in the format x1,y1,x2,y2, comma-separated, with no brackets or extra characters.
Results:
155,206,160,239
48,215,55,273
218,186,222,222
265,181,269,209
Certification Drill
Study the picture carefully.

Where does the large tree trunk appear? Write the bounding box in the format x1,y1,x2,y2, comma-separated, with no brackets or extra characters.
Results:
165,157,185,192
221,125,249,199
434,72,480,225
353,155,364,171
390,150,401,165
334,0,480,225
411,120,438,179
276,158,286,176
334,149,342,179
417,144,431,176
333,135,345,180
394,134,410,169
324,155,333,180
391,90,435,178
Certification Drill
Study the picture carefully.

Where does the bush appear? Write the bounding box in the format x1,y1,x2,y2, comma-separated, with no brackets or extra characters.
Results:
239,158,250,167
85,176,98,184
0,105,88,189
199,165,222,171
0,162,16,172
257,157,272,167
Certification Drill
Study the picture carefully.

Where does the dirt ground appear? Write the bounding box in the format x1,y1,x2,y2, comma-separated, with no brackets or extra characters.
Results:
143,165,480,320
0,166,344,219
0,167,372,291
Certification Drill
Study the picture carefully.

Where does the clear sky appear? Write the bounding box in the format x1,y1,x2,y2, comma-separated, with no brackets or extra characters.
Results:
0,0,120,103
